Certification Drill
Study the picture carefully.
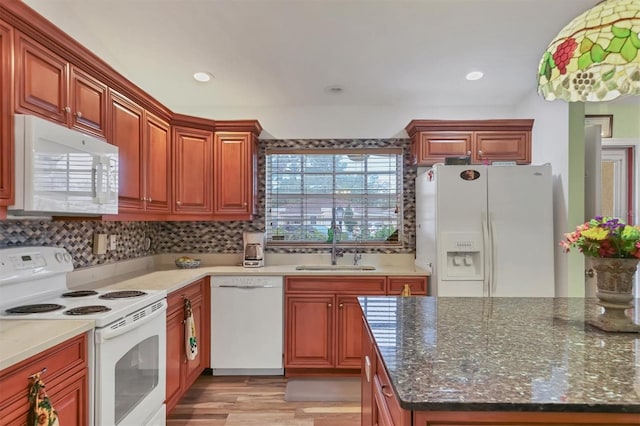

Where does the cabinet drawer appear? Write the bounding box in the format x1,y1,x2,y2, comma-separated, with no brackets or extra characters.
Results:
387,276,428,295
167,278,206,314
0,333,87,412
286,276,386,294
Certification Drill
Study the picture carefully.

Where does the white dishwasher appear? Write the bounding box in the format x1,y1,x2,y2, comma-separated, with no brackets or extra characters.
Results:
210,276,284,375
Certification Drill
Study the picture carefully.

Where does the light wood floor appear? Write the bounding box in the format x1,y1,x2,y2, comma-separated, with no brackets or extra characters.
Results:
167,375,361,426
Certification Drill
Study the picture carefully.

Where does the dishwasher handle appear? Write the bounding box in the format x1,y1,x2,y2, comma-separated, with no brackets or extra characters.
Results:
218,284,277,289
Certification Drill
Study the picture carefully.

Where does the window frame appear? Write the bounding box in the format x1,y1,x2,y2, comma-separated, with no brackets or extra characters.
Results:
265,148,404,248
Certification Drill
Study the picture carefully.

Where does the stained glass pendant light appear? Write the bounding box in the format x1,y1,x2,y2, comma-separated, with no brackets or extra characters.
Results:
537,0,640,102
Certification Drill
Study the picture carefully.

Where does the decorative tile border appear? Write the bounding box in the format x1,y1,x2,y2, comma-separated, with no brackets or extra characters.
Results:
0,138,417,268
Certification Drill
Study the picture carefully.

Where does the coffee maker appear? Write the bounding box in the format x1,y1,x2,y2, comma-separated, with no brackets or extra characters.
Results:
243,231,265,268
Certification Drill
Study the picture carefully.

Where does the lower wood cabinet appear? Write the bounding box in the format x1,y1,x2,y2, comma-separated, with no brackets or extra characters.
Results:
361,316,375,426
165,277,210,414
284,275,427,375
0,333,89,426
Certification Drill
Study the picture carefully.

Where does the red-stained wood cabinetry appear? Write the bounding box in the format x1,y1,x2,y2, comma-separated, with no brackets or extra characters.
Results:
213,131,258,220
165,278,210,414
15,31,107,139
405,120,533,166
0,333,89,426
0,19,13,217
172,126,213,215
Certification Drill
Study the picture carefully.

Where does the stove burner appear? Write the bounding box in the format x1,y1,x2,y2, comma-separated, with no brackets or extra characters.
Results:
64,305,112,315
99,290,147,300
62,290,98,298
5,304,65,314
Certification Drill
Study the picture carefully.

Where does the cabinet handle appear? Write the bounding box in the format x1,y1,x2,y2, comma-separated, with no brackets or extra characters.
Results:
478,150,483,158
64,106,71,113
148,198,152,202
328,303,332,308
339,303,343,308
176,201,182,206
243,202,247,206
381,384,393,398
466,150,471,155
76,111,82,118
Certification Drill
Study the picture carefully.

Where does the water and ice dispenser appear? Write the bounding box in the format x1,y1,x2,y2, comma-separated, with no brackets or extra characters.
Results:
440,233,483,280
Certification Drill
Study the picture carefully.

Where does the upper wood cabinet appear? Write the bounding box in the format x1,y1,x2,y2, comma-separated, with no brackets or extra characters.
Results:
172,126,213,214
15,31,107,139
0,19,13,210
108,92,172,215
213,132,257,220
144,112,171,213
109,91,145,211
405,119,533,166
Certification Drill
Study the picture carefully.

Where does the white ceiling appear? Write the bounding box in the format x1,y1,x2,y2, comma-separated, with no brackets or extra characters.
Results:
22,0,638,113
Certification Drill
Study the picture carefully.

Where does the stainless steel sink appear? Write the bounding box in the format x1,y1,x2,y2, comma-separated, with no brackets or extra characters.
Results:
295,265,376,271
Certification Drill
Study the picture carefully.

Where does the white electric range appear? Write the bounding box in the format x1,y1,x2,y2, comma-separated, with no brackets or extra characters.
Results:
0,246,167,426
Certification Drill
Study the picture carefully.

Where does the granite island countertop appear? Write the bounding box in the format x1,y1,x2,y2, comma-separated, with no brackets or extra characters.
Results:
359,296,640,414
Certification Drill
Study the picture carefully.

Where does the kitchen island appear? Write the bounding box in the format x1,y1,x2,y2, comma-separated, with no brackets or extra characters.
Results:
359,296,640,425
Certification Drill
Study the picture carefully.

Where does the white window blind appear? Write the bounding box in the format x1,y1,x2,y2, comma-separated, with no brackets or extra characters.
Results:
265,149,403,244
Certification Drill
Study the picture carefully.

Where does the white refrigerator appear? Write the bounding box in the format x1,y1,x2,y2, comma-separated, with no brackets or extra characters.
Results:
415,164,555,297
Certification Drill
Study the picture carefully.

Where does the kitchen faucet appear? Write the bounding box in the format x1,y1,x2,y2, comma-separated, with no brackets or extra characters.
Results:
330,207,344,265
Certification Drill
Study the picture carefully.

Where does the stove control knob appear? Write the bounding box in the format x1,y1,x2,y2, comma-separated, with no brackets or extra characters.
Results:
63,253,72,263
55,252,64,263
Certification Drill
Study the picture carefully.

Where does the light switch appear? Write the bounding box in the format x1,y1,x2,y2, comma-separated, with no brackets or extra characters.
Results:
109,235,117,250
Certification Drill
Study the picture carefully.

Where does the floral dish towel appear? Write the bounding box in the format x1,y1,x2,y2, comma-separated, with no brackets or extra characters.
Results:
28,372,60,426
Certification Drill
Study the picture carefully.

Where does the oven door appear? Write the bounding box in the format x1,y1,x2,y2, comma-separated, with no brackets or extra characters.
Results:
94,300,167,426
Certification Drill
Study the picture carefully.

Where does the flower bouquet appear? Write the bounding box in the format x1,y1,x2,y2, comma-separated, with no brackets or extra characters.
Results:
561,216,640,332
560,216,640,258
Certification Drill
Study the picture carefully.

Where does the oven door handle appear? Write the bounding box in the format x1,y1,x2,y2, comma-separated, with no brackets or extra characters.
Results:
96,300,167,342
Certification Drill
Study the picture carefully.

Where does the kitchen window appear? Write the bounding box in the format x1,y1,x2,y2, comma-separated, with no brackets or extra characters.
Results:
265,149,403,246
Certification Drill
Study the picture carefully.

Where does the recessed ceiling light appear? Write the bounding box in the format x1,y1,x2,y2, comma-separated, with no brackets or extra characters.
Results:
466,71,484,81
193,72,213,82
325,85,345,95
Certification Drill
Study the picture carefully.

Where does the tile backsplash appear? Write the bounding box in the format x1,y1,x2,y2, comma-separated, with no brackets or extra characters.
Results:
0,138,416,269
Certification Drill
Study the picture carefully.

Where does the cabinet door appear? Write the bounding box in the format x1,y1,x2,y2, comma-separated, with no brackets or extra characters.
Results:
184,291,206,388
361,317,375,426
144,112,171,213
213,132,255,219
474,131,531,164
386,277,428,296
173,127,213,214
0,20,12,207
165,309,184,413
109,92,144,211
49,370,88,426
336,295,364,368
70,66,107,138
285,295,334,368
15,31,68,124
414,131,472,165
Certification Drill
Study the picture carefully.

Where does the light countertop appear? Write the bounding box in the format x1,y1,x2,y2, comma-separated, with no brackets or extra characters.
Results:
1,263,427,371
0,319,94,371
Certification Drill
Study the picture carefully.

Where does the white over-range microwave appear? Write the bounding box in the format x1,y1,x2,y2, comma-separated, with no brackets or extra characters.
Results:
10,114,119,216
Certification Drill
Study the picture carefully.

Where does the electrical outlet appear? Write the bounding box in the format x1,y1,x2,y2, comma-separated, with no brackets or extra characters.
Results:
109,235,117,251
93,234,108,255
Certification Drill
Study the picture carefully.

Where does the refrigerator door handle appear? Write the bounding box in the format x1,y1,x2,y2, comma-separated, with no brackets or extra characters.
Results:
488,212,496,296
481,212,490,297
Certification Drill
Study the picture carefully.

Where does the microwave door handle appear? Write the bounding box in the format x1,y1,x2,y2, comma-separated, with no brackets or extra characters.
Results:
92,165,98,199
